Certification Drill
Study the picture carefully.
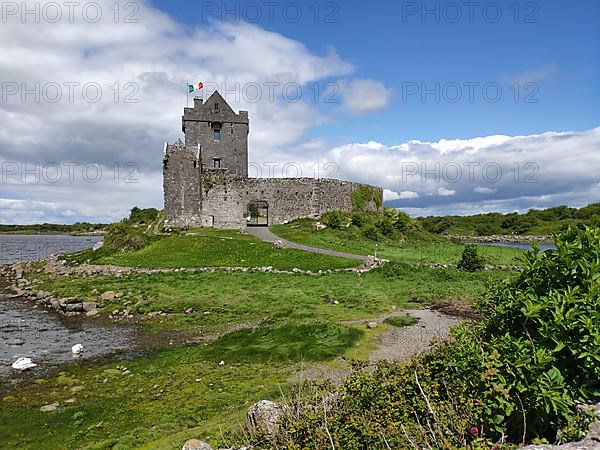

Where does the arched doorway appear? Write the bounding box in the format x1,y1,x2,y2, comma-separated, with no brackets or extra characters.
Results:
246,201,269,227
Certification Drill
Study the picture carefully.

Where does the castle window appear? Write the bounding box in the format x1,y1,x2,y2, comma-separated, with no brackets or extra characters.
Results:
214,103,220,113
213,158,221,169
230,125,234,134
213,127,221,141
193,161,198,168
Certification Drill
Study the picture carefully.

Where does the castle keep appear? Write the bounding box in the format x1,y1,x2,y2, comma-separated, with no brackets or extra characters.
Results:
163,91,383,229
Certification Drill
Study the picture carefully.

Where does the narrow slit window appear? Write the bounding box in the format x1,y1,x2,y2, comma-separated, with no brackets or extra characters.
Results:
213,158,221,169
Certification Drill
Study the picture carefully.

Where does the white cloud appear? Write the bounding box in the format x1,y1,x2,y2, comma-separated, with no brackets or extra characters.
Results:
338,79,392,115
437,187,456,197
383,189,419,201
474,186,498,194
317,127,600,215
0,0,365,223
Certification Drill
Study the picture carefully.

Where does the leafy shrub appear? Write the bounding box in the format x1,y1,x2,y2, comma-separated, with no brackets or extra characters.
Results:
264,226,600,449
350,212,366,227
102,221,149,252
376,216,396,237
128,207,160,225
321,211,346,229
361,225,382,241
457,245,485,271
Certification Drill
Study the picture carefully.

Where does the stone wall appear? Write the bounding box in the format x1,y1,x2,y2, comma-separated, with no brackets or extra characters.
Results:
200,171,383,229
162,140,202,228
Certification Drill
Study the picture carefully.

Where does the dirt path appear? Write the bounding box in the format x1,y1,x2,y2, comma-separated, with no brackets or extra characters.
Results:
289,308,462,384
366,309,461,363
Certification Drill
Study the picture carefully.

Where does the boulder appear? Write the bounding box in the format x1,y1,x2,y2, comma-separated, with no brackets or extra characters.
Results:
65,303,84,313
367,321,378,329
273,240,284,250
82,302,98,313
182,439,213,450
246,400,287,436
40,402,60,412
100,291,116,301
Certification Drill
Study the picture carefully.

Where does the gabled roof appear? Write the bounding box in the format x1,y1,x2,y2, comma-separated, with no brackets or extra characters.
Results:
202,90,235,114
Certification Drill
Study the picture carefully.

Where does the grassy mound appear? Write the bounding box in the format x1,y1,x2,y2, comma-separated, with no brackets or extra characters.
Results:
98,228,358,271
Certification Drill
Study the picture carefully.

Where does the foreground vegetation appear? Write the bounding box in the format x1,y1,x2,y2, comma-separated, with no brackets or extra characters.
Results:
262,226,600,449
418,203,600,236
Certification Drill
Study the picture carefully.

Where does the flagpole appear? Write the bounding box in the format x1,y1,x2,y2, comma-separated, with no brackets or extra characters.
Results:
186,81,189,108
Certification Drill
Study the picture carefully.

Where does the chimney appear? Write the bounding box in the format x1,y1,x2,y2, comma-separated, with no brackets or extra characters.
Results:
193,96,203,108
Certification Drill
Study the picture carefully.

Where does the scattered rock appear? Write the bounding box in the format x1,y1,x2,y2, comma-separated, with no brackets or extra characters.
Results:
100,291,116,301
273,240,284,249
181,439,213,450
246,400,287,436
82,302,98,313
367,321,378,329
40,402,60,412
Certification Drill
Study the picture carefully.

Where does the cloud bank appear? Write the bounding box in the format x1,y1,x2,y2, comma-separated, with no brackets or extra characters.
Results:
0,1,597,223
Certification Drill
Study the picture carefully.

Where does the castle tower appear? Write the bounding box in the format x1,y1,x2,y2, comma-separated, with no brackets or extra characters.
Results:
182,91,249,177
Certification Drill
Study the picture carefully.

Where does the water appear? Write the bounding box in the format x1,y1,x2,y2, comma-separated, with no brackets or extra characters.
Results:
467,241,557,251
0,234,136,377
0,294,135,376
0,234,102,264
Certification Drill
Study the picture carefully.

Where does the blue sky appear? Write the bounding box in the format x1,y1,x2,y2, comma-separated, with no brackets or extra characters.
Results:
0,0,598,223
154,0,600,144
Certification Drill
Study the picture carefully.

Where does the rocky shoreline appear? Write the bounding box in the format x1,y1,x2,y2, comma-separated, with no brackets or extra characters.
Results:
0,255,388,317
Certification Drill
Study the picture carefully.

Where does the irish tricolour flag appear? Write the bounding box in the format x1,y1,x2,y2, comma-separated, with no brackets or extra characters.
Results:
188,82,204,93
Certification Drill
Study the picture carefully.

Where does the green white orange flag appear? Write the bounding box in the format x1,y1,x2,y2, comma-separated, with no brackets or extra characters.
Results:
188,82,204,93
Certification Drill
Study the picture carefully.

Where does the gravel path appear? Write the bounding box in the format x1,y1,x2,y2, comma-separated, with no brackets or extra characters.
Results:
289,308,461,384
247,227,368,261
366,309,461,363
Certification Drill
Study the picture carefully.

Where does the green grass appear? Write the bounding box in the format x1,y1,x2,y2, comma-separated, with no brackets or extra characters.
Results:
383,315,419,327
0,321,362,449
202,322,363,362
271,219,525,265
96,228,358,271
30,264,511,329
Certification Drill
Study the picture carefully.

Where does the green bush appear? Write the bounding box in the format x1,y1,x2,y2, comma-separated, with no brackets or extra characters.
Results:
128,207,160,224
351,212,367,227
266,226,600,448
102,221,150,252
457,244,485,271
376,216,396,237
361,225,382,241
321,211,346,229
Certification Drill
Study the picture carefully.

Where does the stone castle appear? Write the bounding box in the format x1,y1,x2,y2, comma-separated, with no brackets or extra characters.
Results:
163,91,383,229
